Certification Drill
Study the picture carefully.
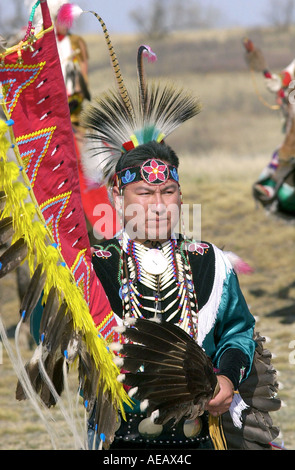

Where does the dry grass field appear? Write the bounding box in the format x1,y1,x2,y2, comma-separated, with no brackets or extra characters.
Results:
0,25,294,450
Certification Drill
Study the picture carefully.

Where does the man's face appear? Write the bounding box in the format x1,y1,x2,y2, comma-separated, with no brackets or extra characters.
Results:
113,179,181,242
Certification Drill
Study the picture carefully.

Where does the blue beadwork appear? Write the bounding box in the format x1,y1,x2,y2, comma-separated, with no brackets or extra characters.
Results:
122,169,136,185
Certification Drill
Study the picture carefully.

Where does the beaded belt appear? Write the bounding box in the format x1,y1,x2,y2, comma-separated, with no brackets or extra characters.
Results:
112,412,212,447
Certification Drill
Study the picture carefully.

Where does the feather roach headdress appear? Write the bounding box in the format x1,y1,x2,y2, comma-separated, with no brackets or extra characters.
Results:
56,4,201,188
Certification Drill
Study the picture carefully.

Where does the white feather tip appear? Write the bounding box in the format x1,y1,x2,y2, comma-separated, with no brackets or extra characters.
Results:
124,318,137,326
113,356,124,367
113,325,127,334
140,399,149,412
117,373,126,383
128,387,138,398
56,4,84,29
109,342,123,353
150,409,160,422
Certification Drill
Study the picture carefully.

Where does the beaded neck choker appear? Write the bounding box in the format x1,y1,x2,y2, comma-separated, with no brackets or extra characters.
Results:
119,231,198,338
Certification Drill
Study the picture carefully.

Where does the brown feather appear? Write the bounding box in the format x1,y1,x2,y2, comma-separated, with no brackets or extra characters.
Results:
0,191,7,212
82,359,100,414
0,217,14,246
43,301,70,354
19,263,46,322
39,286,60,342
61,322,82,363
15,347,44,400
93,380,118,449
0,238,28,278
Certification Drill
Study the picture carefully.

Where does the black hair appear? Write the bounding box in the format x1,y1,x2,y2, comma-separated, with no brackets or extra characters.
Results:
115,141,179,173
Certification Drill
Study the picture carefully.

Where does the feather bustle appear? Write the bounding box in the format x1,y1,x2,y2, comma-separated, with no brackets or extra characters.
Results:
222,331,281,449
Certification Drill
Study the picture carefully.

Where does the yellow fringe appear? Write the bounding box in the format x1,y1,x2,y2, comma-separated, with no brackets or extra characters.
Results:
208,382,227,450
0,118,131,415
209,414,227,450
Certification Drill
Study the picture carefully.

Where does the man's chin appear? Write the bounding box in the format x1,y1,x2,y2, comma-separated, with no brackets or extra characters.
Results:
145,229,171,242
124,224,173,242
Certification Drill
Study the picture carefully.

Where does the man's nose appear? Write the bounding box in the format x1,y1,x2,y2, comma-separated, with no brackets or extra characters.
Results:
153,191,165,206
150,200,167,214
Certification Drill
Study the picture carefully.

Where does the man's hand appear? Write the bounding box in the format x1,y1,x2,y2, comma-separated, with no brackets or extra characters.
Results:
205,375,234,417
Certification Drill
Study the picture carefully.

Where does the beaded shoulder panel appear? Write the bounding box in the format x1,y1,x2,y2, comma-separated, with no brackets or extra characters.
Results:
91,238,216,317
92,239,122,314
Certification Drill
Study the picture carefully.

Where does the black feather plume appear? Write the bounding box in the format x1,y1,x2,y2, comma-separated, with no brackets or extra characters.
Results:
114,319,217,425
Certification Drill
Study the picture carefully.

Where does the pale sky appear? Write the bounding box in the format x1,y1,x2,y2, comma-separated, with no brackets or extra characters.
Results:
1,1,287,35
75,0,274,33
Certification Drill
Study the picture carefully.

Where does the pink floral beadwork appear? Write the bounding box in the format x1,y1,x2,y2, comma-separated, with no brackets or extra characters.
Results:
93,249,112,258
141,159,168,184
187,242,210,255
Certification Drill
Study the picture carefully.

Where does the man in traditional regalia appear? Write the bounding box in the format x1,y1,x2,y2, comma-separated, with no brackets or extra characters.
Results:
0,2,281,451
243,38,295,218
80,30,281,451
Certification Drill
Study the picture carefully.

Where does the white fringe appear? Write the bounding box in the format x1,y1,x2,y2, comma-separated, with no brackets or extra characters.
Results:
198,245,232,347
229,393,249,428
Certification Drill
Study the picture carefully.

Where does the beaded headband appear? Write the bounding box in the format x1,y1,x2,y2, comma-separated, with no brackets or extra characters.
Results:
115,159,179,189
